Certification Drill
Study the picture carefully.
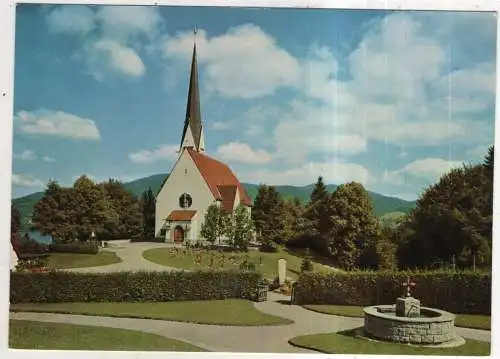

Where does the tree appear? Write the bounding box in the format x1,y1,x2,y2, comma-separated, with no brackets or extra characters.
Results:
72,175,117,241
141,187,156,239
375,227,398,270
327,182,381,270
225,204,254,250
251,185,286,244
282,198,305,240
398,162,493,269
303,176,331,237
201,203,225,245
100,179,143,240
32,180,75,241
484,145,494,174
11,202,21,235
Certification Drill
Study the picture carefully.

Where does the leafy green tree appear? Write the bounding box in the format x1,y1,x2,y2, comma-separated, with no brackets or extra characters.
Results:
32,180,76,241
201,203,225,245
375,227,398,270
100,179,143,240
251,185,285,244
484,145,494,175
328,182,381,270
303,176,331,237
72,175,117,240
282,197,305,240
398,162,493,269
225,204,254,250
141,187,156,238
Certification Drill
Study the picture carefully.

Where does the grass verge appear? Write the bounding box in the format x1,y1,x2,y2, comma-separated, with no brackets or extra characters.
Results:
48,251,122,269
289,328,490,356
11,299,293,326
302,304,491,331
9,319,206,351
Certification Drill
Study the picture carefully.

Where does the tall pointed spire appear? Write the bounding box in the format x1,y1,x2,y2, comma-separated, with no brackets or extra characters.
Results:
180,27,204,153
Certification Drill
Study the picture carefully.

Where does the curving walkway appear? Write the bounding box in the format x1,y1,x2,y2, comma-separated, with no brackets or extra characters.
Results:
63,240,181,273
18,242,490,352
9,292,491,353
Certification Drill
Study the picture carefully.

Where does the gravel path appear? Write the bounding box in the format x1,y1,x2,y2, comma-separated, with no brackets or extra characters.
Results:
10,292,491,353
63,240,181,273
17,242,490,352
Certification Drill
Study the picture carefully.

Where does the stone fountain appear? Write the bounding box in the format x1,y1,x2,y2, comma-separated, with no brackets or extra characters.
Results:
362,277,464,347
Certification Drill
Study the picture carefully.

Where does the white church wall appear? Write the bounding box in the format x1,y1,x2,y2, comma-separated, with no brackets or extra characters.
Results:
155,150,215,243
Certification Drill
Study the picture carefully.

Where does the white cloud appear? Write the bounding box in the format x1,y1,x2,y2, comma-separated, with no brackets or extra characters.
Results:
129,144,178,163
12,174,44,188
14,150,36,161
42,156,56,163
95,6,162,43
385,158,463,185
211,121,231,130
216,142,272,164
240,161,373,186
14,109,100,140
46,5,96,36
266,12,495,161
162,25,302,98
45,5,159,81
84,39,146,80
349,14,446,103
272,100,368,164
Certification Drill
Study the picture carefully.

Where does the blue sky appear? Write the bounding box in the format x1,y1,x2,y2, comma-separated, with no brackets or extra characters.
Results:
12,5,497,200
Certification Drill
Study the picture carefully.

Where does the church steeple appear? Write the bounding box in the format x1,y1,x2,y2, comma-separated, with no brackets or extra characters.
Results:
180,29,205,153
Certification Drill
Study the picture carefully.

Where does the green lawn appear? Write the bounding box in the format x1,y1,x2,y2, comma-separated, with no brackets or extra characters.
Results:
289,328,490,356
11,299,293,326
9,320,206,351
142,247,334,279
303,304,491,330
47,251,122,269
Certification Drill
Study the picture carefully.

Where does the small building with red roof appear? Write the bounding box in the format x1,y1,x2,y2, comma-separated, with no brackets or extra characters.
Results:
155,42,252,244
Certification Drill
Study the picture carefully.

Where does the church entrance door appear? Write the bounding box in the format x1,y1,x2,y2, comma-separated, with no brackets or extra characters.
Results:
173,226,185,243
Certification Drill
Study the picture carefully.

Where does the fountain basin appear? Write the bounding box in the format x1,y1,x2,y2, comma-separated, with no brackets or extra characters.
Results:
364,305,456,344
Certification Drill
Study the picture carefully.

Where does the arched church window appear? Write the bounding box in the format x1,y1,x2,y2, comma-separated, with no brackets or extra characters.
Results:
179,193,193,209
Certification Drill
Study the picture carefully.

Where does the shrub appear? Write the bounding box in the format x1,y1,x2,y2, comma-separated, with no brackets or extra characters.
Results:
49,242,98,255
286,233,331,257
13,233,49,255
294,270,491,315
10,270,263,304
259,242,278,253
130,236,166,243
300,257,313,272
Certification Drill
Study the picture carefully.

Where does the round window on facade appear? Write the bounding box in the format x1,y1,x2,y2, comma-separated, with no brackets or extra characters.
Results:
179,193,193,209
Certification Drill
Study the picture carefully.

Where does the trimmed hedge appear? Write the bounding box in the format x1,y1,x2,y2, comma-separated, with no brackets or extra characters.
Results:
10,270,262,304
294,271,491,315
49,242,99,254
130,236,165,243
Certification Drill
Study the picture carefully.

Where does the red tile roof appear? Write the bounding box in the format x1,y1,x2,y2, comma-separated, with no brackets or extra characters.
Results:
217,185,237,212
167,210,197,221
187,148,252,206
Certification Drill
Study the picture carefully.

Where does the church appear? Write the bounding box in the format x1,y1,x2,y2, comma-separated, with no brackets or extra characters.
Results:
155,43,252,244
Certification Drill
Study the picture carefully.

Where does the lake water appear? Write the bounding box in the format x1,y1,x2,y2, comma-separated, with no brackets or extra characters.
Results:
21,230,53,244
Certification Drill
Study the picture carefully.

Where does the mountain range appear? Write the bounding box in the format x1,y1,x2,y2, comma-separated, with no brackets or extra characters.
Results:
13,173,416,230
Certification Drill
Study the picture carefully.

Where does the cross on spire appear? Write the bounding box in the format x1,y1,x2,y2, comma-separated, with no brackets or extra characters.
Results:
401,276,416,297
